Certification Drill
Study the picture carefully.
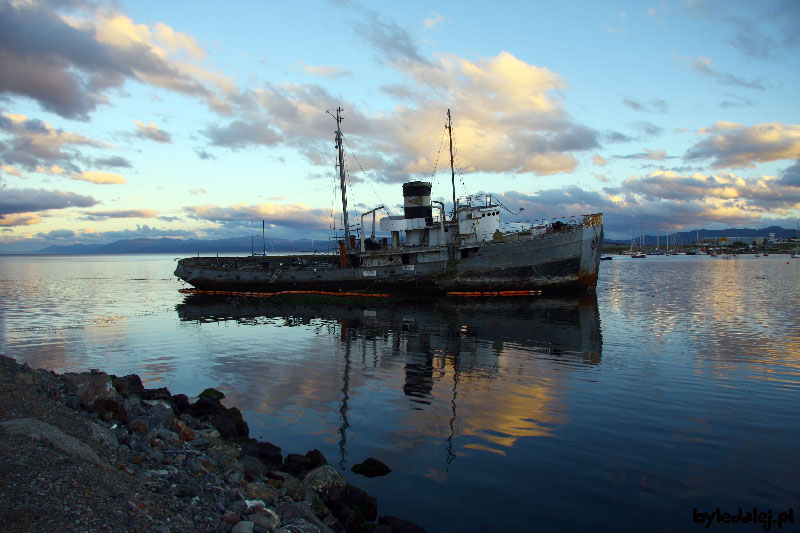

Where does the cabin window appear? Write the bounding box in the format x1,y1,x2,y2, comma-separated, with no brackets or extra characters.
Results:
460,247,479,259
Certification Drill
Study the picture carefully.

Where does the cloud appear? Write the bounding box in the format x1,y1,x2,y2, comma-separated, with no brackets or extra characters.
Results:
615,148,670,160
616,170,800,217
423,13,443,28
73,170,126,184
80,208,158,221
592,154,607,167
622,97,669,113
0,1,233,119
1,164,27,178
84,224,196,241
605,131,634,144
185,202,332,230
687,0,800,61
35,229,75,239
718,92,756,109
190,188,207,195
630,121,663,137
0,187,97,216
780,160,800,186
353,10,430,68
203,120,282,149
0,212,42,226
134,120,172,143
0,112,102,173
685,56,765,90
494,170,798,239
94,155,132,168
158,215,180,222
685,122,800,168
299,62,353,79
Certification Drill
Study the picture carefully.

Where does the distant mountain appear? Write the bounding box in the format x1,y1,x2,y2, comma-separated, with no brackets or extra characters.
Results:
33,236,332,255
29,225,799,254
607,226,798,245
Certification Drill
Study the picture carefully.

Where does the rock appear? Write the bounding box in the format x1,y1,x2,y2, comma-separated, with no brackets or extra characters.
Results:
156,427,181,445
242,440,283,465
222,512,241,525
128,417,149,435
240,481,279,505
199,387,226,400
283,453,310,477
88,421,118,449
351,458,391,478
63,393,81,410
189,397,222,418
61,371,121,414
378,515,427,533
206,412,240,440
0,418,102,466
171,393,190,413
142,399,175,430
276,519,321,533
346,485,377,522
241,455,271,482
169,417,195,442
94,397,127,421
140,387,172,401
278,502,332,533
303,465,346,502
111,374,144,397
304,449,328,470
328,501,360,531
231,521,255,533
282,476,307,501
247,508,279,531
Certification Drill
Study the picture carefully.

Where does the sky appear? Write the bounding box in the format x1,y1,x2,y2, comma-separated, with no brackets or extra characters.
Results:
1,0,799,252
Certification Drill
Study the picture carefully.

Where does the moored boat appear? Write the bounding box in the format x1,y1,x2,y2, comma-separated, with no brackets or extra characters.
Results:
175,109,604,296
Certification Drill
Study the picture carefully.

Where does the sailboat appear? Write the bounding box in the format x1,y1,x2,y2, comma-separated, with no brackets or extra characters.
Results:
175,109,605,295
631,224,646,258
792,222,799,258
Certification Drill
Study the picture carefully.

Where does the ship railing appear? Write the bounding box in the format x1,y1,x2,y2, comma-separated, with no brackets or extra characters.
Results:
498,213,602,241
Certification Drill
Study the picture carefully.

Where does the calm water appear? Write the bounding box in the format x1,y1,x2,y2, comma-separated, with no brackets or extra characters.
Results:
1,254,799,531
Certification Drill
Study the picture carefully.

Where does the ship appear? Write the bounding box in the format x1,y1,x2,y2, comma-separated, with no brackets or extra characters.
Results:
174,108,604,295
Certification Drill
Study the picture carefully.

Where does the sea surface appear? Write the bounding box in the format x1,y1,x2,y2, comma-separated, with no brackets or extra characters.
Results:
1,253,799,531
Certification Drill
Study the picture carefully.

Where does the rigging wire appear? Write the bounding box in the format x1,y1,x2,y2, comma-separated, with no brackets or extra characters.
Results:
429,126,448,190
342,134,391,216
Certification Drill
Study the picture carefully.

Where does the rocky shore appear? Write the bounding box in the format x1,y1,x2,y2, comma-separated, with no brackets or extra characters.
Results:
0,354,425,533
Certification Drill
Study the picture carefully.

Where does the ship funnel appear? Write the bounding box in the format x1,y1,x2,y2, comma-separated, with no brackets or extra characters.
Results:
402,181,433,225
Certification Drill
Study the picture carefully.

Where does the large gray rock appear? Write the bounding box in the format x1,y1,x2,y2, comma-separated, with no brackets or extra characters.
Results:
231,521,255,533
0,418,102,466
278,502,333,533
302,465,346,500
61,371,124,419
247,508,279,531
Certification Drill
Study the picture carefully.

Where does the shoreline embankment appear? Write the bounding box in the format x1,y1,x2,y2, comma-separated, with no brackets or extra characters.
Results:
0,354,424,533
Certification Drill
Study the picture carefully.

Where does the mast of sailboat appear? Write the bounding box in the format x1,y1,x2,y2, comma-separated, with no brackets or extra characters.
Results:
446,109,456,221
331,107,351,250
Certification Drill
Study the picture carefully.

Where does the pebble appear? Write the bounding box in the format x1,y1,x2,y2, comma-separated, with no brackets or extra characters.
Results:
231,521,255,533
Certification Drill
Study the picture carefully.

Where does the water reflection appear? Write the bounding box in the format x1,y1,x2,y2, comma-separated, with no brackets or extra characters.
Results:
176,295,602,466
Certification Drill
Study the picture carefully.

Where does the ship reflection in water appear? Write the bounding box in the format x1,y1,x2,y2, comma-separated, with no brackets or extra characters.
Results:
176,295,601,525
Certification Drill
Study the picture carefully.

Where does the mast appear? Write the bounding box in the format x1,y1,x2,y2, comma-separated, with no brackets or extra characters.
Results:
446,109,456,220
333,107,351,250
